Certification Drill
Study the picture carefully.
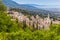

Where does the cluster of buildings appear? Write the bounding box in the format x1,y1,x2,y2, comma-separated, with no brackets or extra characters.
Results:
8,11,60,30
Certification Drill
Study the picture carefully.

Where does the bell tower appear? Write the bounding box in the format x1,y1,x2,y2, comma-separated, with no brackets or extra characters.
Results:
48,13,50,19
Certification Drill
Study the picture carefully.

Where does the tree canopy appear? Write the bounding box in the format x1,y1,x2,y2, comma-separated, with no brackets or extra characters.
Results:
0,0,60,40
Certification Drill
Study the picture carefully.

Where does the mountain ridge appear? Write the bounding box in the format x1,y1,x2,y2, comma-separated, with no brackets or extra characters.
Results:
2,0,60,18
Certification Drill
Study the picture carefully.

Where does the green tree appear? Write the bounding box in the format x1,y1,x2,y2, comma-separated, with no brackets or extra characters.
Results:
0,0,7,12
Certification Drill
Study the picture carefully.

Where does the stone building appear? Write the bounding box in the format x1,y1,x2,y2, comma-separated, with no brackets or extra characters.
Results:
52,20,60,24
37,19,44,29
25,18,30,26
43,14,51,30
8,11,53,30
8,11,19,19
36,15,44,29
18,13,25,22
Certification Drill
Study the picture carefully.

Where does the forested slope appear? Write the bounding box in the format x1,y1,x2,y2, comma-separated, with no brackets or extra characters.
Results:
0,0,60,40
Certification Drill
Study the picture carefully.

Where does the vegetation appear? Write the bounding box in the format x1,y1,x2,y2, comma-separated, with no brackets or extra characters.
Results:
0,0,60,40
0,0,7,12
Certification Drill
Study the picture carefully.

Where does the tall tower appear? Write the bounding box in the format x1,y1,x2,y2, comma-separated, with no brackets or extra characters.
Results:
43,13,51,30
48,13,50,19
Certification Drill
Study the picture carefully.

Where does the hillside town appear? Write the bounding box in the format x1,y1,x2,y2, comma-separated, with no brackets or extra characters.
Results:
8,11,60,30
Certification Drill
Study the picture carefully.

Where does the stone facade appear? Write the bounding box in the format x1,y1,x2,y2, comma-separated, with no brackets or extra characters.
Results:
8,11,60,30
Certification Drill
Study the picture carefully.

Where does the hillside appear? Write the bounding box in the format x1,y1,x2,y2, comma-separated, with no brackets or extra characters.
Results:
1,0,60,40
3,0,60,19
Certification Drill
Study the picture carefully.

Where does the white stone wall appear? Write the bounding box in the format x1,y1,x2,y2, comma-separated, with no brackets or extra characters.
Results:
9,11,58,30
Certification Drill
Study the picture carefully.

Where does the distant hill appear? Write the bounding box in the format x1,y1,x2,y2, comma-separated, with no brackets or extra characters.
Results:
2,0,49,14
2,0,60,18
2,0,40,11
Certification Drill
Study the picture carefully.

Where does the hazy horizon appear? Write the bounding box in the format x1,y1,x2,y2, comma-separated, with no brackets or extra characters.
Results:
12,0,60,5
11,0,60,8
3,0,60,8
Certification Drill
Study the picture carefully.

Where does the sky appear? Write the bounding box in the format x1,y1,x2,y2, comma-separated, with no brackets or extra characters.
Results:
12,0,60,5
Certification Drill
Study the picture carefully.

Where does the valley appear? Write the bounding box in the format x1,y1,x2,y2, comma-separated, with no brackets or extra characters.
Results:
2,0,60,19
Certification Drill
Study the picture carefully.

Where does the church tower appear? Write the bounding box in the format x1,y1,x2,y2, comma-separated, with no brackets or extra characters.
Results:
43,13,51,30
48,13,50,19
